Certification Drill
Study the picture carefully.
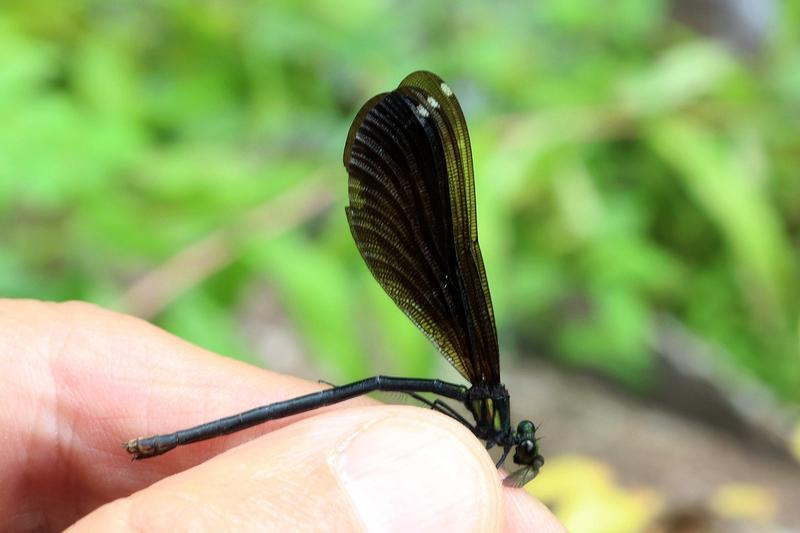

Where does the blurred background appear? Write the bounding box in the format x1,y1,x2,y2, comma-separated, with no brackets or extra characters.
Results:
2,0,798,530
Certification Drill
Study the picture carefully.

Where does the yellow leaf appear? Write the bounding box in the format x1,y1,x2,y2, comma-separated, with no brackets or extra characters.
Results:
527,454,660,533
791,422,800,464
709,483,776,521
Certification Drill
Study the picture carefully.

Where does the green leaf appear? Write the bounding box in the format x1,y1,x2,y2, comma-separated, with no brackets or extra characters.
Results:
244,232,368,381
647,118,793,326
158,289,256,364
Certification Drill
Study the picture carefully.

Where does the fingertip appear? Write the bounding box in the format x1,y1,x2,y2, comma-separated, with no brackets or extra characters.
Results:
502,487,565,533
329,406,504,531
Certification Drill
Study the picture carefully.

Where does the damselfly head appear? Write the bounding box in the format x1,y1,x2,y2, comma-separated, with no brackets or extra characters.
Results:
502,420,544,487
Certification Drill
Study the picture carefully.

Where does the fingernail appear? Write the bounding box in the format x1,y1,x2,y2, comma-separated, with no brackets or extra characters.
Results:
331,414,500,531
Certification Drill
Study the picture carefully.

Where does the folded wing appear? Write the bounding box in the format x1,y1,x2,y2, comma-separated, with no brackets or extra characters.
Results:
343,71,500,384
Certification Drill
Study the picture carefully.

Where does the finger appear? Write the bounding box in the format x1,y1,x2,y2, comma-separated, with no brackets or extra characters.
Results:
73,406,505,532
0,300,371,527
2,300,562,532
503,487,566,532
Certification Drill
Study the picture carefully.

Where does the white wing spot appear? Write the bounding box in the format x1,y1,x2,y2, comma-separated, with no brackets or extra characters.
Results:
426,96,439,108
416,104,430,118
440,82,453,97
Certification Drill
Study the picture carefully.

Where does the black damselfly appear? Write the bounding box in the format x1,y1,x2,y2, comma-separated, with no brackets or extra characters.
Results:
125,71,543,487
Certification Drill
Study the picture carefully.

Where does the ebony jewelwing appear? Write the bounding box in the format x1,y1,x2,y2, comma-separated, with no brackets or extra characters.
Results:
125,71,544,487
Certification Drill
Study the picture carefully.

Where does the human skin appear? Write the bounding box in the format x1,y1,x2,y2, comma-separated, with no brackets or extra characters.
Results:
0,300,565,532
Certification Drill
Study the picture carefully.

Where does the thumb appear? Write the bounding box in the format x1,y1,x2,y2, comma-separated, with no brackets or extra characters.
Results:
72,406,504,532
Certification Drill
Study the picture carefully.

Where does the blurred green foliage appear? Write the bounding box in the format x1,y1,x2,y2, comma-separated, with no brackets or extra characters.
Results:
1,1,798,399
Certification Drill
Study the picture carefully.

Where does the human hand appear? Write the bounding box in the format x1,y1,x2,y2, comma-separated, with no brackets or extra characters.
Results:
0,300,564,532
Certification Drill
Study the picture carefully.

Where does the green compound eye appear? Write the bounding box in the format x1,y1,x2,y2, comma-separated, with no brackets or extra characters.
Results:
517,420,535,437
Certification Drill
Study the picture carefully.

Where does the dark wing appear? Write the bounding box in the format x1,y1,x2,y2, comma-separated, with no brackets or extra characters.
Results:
343,71,500,384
